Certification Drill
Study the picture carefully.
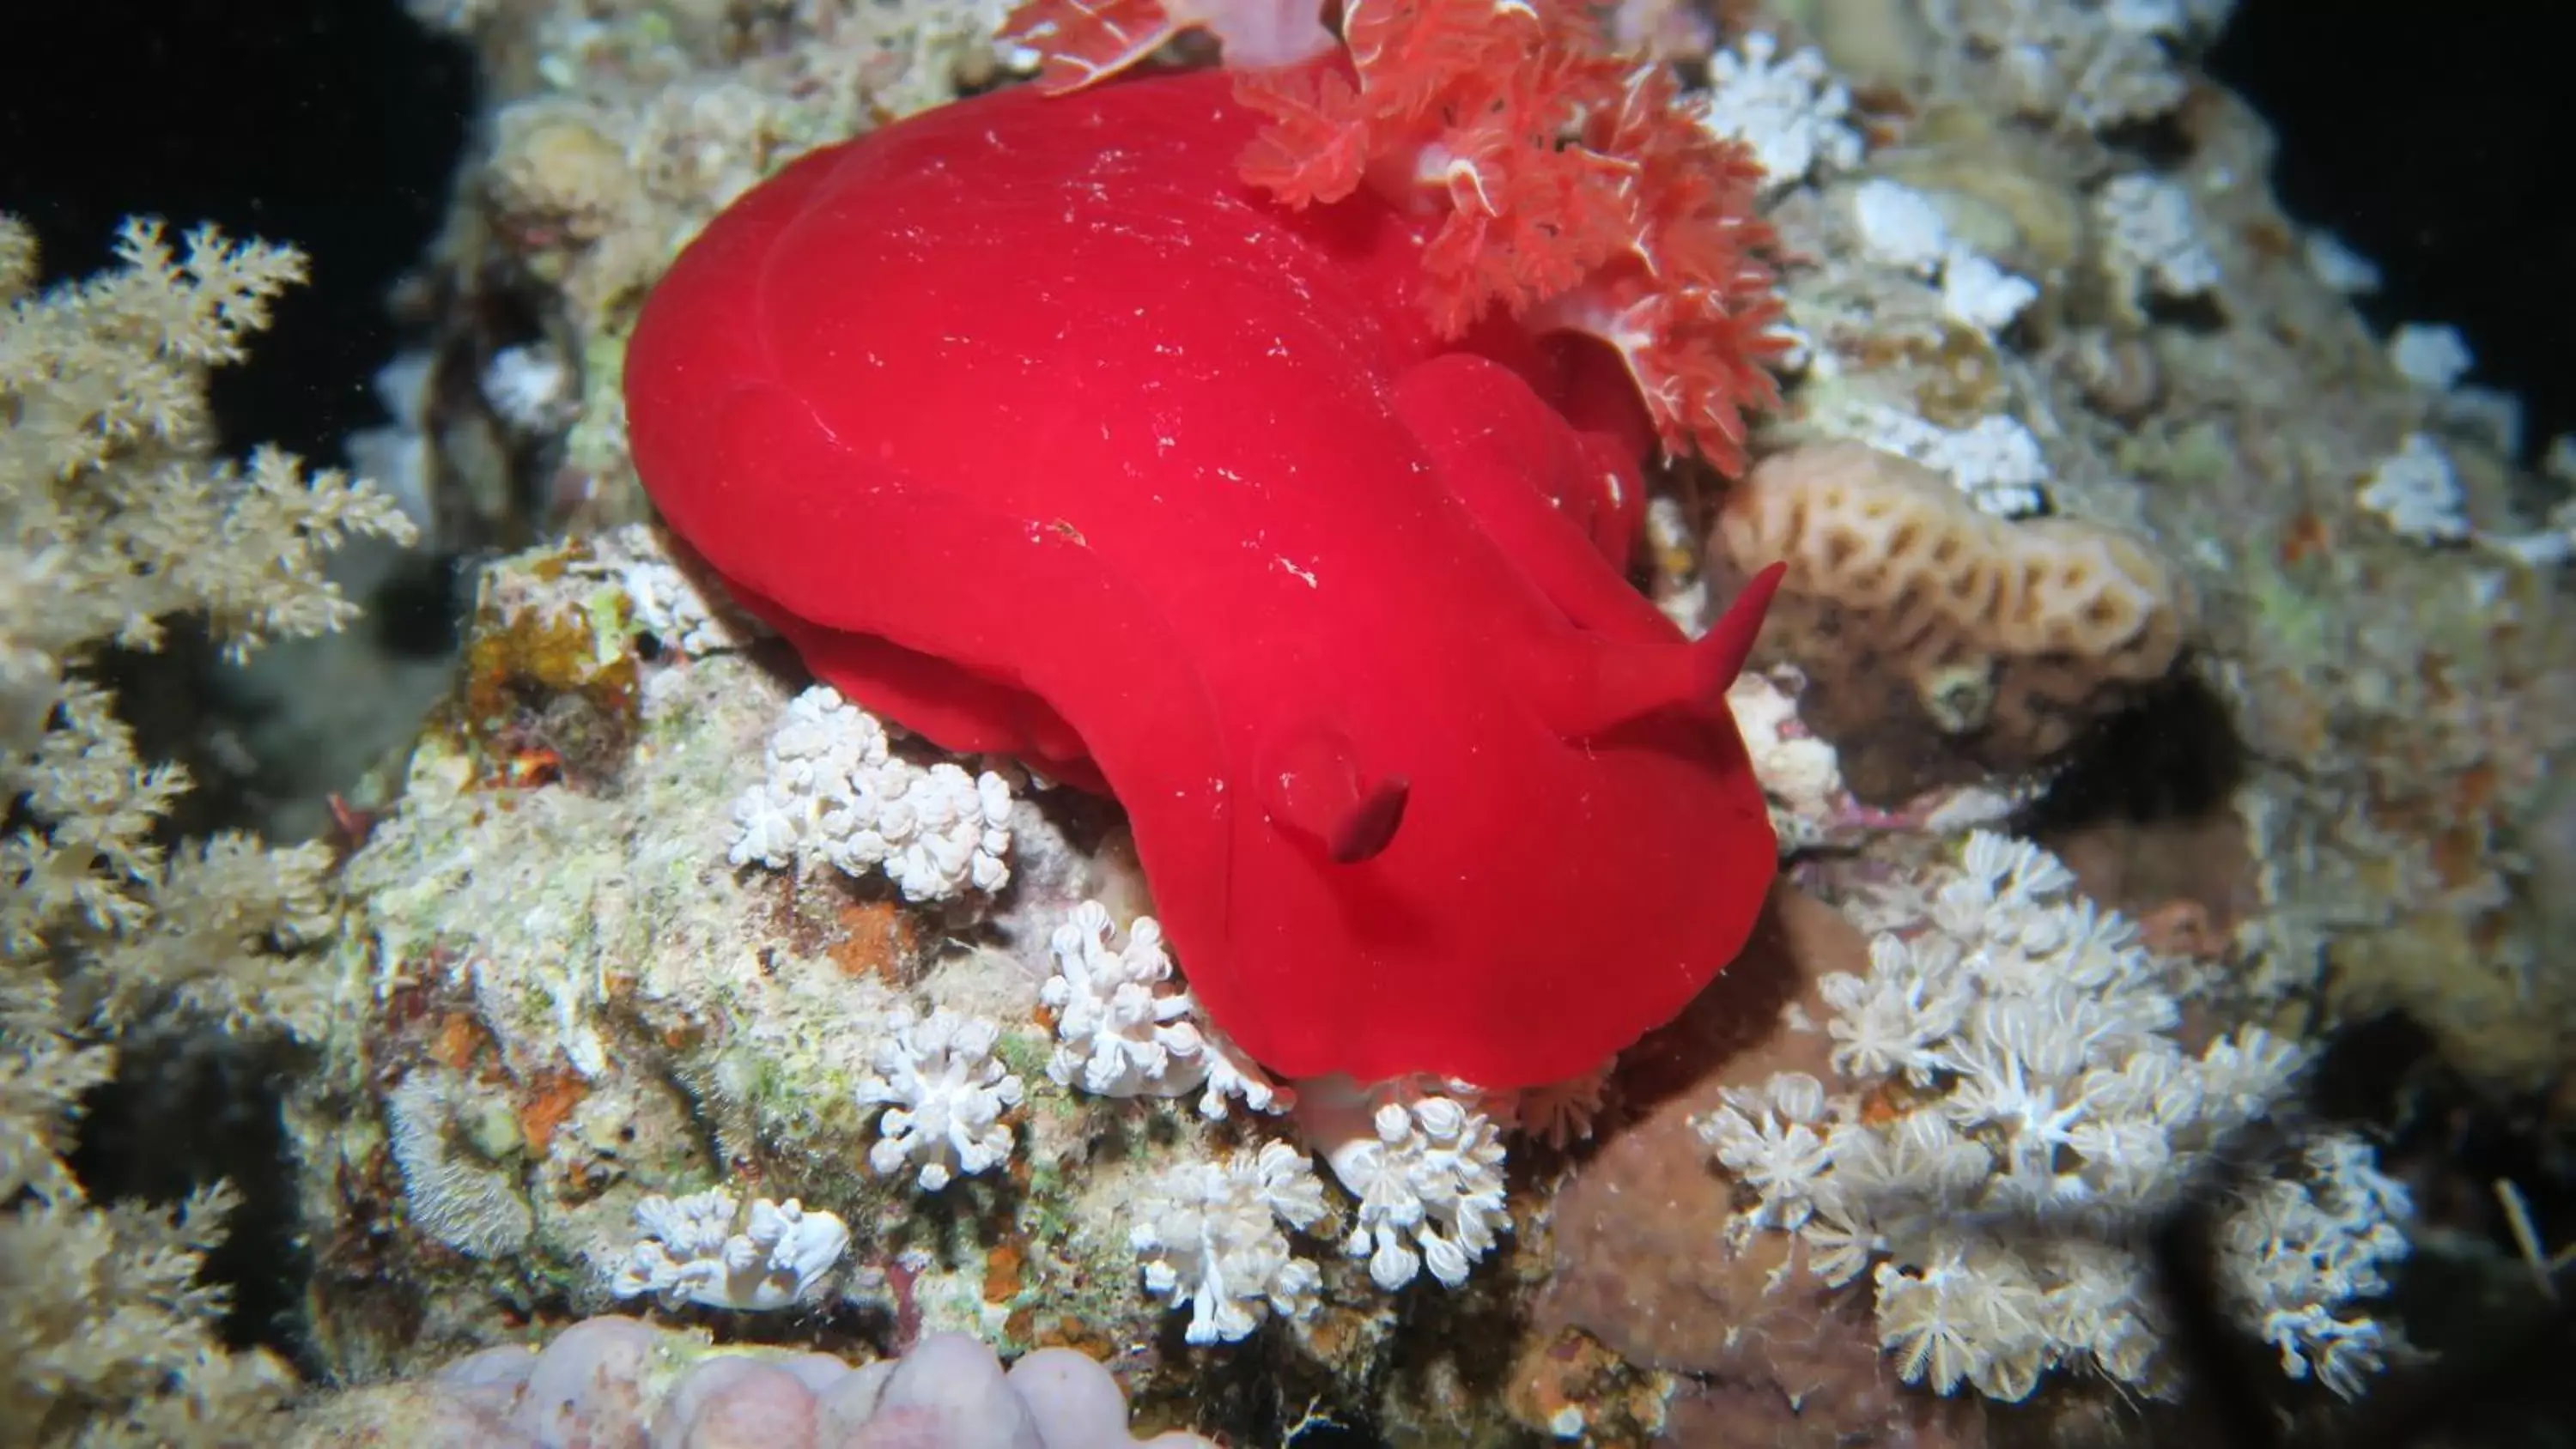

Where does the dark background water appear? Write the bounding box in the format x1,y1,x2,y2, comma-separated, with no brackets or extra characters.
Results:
2209,3,2576,459
0,0,475,467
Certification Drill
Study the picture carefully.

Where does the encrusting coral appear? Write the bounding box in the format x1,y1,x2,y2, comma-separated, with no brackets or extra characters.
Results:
386,1066,538,1261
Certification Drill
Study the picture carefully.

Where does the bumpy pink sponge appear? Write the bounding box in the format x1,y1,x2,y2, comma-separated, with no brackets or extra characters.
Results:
624,65,1784,1089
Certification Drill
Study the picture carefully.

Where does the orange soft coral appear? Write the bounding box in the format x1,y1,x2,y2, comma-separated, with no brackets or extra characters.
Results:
1001,0,1785,469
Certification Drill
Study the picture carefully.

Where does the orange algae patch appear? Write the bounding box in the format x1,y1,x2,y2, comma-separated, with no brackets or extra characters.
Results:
516,1073,590,1155
430,1011,489,1071
826,899,923,984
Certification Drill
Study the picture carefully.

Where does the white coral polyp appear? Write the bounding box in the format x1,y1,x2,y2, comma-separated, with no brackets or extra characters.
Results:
1131,1141,1328,1344
2358,433,2470,546
1697,31,1862,190
608,1188,849,1311
2230,1137,2412,1397
729,686,1013,902
1850,179,1951,274
1822,402,2051,519
1841,175,2042,347
1315,1091,1511,1292
1040,900,1289,1119
606,524,765,656
1724,673,1845,818
857,1007,1026,1191
2096,173,2221,300
1939,249,2038,333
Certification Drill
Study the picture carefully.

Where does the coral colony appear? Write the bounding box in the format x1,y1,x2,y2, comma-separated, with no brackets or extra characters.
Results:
50,0,2576,1441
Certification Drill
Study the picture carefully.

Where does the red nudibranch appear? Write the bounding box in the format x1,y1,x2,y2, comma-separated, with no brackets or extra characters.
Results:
623,0,1790,1088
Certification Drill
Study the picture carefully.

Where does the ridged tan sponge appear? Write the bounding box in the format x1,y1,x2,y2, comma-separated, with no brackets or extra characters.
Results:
1711,442,2194,801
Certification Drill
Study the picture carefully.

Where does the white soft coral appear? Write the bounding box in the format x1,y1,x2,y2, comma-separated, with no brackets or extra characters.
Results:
1306,1088,1511,1291
2357,433,2471,546
857,1007,1026,1191
601,523,766,656
730,686,1013,902
1694,1070,1832,1228
1940,0,2195,131
1703,832,2409,1401
1045,902,1200,1096
2227,1137,2411,1397
1040,900,1289,1119
1131,1141,1328,1343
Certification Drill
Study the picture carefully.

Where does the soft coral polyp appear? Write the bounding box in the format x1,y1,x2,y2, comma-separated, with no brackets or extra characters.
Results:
626,43,1783,1088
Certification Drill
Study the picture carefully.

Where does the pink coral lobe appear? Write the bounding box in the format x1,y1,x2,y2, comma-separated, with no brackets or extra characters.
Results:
625,63,1782,1087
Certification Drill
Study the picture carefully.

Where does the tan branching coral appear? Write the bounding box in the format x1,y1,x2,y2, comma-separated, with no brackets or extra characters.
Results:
1711,441,2193,799
0,212,416,1444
